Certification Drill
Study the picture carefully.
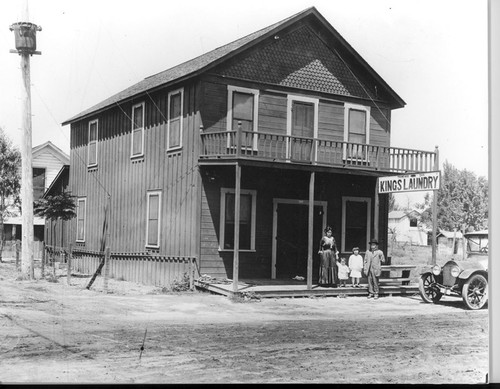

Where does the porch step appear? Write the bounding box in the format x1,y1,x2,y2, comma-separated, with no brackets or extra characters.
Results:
194,280,419,298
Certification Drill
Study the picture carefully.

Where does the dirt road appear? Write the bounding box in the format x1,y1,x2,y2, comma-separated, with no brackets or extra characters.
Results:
0,260,488,384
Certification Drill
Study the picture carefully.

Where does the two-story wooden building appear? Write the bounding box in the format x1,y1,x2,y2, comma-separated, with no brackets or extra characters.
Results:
62,7,437,290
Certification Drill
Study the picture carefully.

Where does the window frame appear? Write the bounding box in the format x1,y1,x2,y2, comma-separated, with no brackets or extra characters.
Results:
286,94,319,160
167,88,184,152
76,197,87,243
227,85,260,150
87,119,99,167
130,102,145,158
343,103,371,161
219,187,257,252
341,196,372,253
145,190,162,249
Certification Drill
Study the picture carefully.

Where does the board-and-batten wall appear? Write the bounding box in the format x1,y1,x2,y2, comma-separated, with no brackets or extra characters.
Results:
68,82,201,257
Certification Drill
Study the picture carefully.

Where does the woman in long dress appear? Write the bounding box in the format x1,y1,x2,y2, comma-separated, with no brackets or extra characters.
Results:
318,226,338,286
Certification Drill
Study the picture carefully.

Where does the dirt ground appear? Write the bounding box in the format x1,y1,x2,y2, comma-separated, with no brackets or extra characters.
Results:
0,259,488,384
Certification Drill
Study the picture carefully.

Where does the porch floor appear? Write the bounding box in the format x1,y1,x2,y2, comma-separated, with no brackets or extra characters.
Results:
194,278,419,299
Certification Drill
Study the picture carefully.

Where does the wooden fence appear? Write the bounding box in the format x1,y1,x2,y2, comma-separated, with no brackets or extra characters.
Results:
63,247,198,289
1,240,44,260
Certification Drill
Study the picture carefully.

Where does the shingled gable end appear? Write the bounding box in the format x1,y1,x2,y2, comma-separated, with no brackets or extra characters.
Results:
63,7,436,290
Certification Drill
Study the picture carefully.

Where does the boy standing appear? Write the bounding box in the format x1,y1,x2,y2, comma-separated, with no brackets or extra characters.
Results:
363,239,385,300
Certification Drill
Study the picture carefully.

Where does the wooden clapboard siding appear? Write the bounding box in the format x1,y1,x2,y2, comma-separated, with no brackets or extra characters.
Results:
68,82,200,257
318,100,344,140
200,76,390,150
369,107,390,147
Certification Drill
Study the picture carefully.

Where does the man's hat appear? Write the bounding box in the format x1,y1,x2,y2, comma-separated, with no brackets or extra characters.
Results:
369,239,379,245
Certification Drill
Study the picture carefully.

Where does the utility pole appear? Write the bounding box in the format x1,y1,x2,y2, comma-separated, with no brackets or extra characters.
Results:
9,7,41,279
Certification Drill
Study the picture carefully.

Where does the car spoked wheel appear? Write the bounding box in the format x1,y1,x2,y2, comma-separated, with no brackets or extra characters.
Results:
462,274,488,310
418,273,443,303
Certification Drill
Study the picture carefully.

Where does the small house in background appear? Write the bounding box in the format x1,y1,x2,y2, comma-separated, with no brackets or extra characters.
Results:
388,210,429,246
1,141,69,259
61,7,439,289
436,229,464,257
42,165,70,248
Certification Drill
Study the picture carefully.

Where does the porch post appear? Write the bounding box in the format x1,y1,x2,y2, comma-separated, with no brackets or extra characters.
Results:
232,163,241,293
307,171,315,290
374,177,379,241
431,146,439,265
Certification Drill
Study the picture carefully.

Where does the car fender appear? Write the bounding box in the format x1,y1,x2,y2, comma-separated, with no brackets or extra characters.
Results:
457,268,488,280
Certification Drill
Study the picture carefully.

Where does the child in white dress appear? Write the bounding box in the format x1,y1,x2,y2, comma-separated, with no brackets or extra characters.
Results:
337,257,350,287
348,247,363,287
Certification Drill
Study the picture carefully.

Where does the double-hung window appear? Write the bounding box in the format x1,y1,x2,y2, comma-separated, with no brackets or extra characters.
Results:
227,86,259,150
131,102,145,157
344,103,370,161
88,119,98,167
167,89,183,151
146,191,161,248
76,198,87,242
220,188,257,251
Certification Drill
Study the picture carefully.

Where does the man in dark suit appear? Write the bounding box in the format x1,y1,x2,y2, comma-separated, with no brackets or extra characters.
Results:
363,239,385,300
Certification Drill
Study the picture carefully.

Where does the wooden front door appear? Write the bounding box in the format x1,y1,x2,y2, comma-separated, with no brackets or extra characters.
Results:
275,203,324,280
291,101,314,161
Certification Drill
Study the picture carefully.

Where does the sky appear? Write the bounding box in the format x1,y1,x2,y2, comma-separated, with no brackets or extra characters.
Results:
0,0,489,206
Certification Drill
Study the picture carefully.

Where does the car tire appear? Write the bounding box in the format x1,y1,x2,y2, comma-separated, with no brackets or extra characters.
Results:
462,274,488,310
418,273,443,303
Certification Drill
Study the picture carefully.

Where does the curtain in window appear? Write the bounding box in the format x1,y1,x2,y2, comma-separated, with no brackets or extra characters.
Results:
169,93,181,148
88,122,98,165
224,193,252,249
77,200,86,241
147,194,160,246
132,105,143,155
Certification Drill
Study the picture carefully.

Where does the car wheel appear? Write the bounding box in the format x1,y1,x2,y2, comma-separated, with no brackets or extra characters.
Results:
462,274,488,310
419,273,443,303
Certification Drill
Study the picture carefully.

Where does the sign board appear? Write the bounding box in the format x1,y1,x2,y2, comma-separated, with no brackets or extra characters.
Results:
378,171,440,194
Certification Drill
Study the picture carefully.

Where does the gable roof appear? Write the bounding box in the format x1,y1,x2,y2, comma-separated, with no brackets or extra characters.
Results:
388,210,421,220
43,164,69,199
437,229,464,239
63,7,405,126
32,141,70,165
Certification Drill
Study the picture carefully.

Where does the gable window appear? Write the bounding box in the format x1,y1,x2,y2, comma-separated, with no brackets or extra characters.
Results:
33,167,46,200
88,119,98,167
220,188,257,251
343,103,370,160
167,89,183,151
76,198,87,242
409,216,418,228
131,102,145,157
286,95,318,162
227,86,259,149
146,191,161,248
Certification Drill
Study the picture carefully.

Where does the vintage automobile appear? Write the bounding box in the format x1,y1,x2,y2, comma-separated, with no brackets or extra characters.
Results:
418,230,488,310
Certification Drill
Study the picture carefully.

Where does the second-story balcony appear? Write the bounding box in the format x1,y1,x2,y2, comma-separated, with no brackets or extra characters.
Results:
200,126,438,174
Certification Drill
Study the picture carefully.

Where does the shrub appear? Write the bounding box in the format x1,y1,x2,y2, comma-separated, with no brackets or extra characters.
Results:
170,272,191,292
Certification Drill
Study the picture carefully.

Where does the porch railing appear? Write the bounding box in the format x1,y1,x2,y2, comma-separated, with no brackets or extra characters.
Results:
200,128,438,173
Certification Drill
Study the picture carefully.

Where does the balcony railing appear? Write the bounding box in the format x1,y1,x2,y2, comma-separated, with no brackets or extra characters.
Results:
200,128,438,174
